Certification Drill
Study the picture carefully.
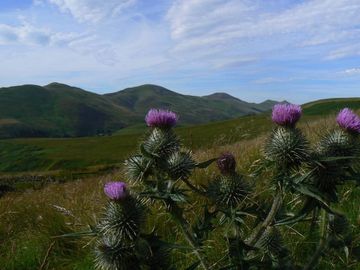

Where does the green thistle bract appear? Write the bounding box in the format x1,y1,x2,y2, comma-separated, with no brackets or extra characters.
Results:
167,151,195,180
124,155,151,182
208,174,249,208
98,197,144,245
317,129,357,157
143,128,180,158
95,235,138,270
264,127,309,170
255,226,287,257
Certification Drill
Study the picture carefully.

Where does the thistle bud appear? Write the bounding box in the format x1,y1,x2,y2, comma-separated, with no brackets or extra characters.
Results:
264,127,309,170
167,151,195,180
104,182,128,201
271,103,302,128
208,174,249,208
336,108,360,134
216,152,236,175
145,108,178,129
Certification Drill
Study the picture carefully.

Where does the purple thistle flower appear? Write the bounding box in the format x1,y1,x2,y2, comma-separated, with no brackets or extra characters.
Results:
104,182,128,200
336,108,360,134
272,103,302,127
145,108,178,128
217,152,236,175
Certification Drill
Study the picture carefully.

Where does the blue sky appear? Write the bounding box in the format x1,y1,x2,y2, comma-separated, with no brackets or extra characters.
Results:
0,0,360,103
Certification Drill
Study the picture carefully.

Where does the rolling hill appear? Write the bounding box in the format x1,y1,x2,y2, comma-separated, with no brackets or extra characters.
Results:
0,83,136,138
105,84,278,124
0,97,359,173
0,83,277,138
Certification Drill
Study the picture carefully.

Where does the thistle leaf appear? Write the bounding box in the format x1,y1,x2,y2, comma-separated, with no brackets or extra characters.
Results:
195,158,217,168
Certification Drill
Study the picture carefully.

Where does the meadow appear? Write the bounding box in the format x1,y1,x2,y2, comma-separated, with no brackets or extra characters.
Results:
0,99,360,269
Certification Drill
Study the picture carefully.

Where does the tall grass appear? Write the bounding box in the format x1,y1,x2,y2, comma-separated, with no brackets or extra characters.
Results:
0,112,359,269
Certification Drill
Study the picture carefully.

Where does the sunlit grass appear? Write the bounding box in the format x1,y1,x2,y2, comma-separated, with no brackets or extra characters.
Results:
0,109,360,269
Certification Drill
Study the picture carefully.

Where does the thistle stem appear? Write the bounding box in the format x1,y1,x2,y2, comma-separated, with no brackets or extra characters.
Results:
304,209,328,270
168,202,210,270
246,190,283,246
182,178,207,197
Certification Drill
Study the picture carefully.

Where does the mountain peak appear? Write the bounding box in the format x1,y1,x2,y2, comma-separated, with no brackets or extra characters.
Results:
122,84,176,94
204,92,240,100
45,82,72,88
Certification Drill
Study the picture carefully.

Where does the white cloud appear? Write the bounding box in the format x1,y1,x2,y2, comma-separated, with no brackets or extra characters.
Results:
0,22,80,46
46,0,136,23
213,57,257,69
167,0,360,58
254,77,298,84
340,68,360,75
326,44,360,60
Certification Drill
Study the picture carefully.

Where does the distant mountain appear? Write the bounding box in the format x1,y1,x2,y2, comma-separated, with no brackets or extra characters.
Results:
0,83,136,138
105,84,277,125
0,83,277,138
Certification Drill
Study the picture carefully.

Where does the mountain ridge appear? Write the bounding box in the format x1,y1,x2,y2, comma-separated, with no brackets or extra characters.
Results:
0,82,278,138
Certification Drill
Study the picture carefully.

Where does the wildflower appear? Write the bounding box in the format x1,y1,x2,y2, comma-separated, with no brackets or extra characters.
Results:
271,103,302,127
336,108,360,134
104,181,128,200
145,108,178,128
217,152,236,175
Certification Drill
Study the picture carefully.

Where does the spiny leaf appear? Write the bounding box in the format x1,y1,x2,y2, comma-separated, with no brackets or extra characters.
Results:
294,184,342,215
195,158,217,168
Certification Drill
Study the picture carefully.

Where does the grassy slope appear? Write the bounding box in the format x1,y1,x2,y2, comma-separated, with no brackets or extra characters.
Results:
0,114,271,172
0,98,359,173
0,83,135,138
0,83,276,139
1,112,359,269
105,84,276,124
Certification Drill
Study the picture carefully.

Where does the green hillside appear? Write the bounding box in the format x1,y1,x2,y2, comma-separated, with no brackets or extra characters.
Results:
0,83,277,139
105,84,277,124
0,97,359,174
303,97,360,115
0,83,136,138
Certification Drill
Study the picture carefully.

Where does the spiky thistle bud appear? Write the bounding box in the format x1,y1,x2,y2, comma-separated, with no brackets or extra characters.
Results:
95,183,146,270
217,152,236,175
124,155,151,182
208,173,249,208
143,127,180,159
272,103,302,128
98,198,144,244
98,183,144,244
167,151,196,180
317,129,356,157
314,128,360,196
336,108,360,134
95,236,139,270
254,227,292,269
264,127,310,170
255,226,288,258
145,108,178,129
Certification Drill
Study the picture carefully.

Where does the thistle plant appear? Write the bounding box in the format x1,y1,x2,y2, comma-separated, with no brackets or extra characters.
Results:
89,106,360,270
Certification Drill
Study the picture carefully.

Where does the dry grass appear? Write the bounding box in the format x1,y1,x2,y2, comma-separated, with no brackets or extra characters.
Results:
1,113,359,269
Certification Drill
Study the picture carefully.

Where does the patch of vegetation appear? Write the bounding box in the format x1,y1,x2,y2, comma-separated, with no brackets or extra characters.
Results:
1,109,359,269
